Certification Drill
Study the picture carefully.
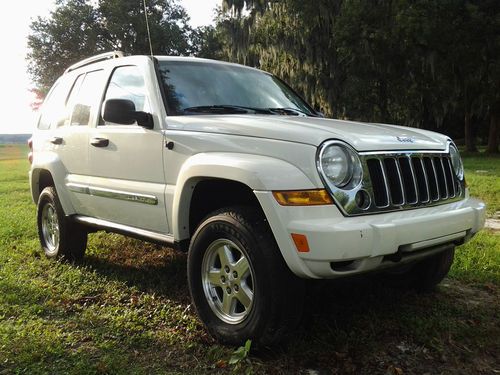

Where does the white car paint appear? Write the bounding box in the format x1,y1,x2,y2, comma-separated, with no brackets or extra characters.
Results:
29,54,486,280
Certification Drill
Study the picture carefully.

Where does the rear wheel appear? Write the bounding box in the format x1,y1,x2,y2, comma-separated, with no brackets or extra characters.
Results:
188,206,305,346
382,247,455,292
37,186,87,261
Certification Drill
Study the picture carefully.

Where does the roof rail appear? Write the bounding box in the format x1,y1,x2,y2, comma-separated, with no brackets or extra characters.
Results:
64,51,124,74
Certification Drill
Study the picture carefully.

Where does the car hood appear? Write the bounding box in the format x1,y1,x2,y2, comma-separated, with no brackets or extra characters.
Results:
165,115,450,151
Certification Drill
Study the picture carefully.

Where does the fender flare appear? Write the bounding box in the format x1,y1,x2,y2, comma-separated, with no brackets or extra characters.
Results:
172,152,317,240
30,152,76,216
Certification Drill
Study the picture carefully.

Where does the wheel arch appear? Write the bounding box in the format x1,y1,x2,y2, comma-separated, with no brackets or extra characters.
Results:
171,152,317,241
30,167,75,215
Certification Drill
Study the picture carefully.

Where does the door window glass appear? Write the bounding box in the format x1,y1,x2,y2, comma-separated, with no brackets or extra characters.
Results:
69,70,105,126
102,66,150,125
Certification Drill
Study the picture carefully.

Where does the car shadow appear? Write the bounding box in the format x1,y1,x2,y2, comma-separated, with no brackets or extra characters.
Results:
82,234,473,373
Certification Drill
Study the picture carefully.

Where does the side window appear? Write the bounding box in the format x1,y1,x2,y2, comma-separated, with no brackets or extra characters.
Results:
102,66,150,125
69,70,105,126
58,74,85,127
37,78,72,130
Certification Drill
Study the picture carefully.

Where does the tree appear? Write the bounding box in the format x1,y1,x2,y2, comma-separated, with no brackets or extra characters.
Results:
27,0,193,94
217,0,499,151
27,0,106,94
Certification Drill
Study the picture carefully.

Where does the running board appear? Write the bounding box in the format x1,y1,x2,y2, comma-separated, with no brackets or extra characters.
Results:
73,215,178,248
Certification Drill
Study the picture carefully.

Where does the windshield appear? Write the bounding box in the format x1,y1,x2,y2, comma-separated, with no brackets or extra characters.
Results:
157,60,316,116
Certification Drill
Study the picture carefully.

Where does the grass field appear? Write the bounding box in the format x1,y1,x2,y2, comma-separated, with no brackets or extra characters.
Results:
0,144,498,374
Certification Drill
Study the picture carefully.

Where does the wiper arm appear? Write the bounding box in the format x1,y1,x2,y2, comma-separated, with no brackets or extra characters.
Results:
182,105,273,115
268,107,317,117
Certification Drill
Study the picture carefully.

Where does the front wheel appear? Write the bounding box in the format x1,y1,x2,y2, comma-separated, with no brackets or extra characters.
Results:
37,186,87,261
187,206,305,346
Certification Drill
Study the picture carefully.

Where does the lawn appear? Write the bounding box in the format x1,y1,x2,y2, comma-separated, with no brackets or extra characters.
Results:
0,144,498,374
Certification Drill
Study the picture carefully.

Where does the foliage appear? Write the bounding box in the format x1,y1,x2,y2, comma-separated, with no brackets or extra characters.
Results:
27,0,193,94
229,339,252,373
217,0,500,151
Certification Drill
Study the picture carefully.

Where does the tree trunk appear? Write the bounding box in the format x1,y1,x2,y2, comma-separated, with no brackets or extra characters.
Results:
486,112,499,154
464,111,477,152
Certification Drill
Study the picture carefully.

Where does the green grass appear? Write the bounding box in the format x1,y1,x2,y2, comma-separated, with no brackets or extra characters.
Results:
0,145,498,374
462,152,500,216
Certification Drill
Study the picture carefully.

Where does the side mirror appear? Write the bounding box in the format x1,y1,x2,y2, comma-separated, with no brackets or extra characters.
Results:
102,99,154,129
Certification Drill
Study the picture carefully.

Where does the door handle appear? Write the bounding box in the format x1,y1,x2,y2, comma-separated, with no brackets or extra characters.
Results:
50,137,63,145
90,137,109,147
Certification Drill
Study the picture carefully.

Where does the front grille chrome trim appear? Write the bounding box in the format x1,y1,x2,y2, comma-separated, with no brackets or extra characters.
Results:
319,142,466,217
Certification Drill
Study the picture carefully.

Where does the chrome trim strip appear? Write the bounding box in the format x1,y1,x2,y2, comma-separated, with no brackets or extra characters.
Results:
393,157,406,205
378,158,391,207
66,183,158,205
418,157,431,203
406,156,419,204
359,142,450,156
73,215,174,244
317,139,465,216
438,158,449,199
67,183,90,194
430,158,441,201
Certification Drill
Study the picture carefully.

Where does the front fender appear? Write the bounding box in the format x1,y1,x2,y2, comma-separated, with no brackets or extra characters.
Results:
172,152,318,239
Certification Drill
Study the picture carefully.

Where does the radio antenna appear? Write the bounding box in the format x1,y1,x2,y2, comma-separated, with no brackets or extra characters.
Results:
143,0,154,56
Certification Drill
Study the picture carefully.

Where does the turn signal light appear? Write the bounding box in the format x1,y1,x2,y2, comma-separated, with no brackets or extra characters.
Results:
273,189,333,206
291,233,310,252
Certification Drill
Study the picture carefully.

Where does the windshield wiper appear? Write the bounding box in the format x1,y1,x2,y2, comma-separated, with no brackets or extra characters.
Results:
268,107,318,117
182,105,273,115
182,105,318,117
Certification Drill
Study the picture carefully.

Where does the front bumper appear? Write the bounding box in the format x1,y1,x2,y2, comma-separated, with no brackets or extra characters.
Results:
255,191,486,278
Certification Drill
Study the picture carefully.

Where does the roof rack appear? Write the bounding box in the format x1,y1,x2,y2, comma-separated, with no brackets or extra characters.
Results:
64,51,124,74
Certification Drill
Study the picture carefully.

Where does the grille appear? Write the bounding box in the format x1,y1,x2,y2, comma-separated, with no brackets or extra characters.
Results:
366,154,461,209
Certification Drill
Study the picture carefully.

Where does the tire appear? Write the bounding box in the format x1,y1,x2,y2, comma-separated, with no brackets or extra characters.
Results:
187,206,305,347
37,186,87,262
382,247,455,292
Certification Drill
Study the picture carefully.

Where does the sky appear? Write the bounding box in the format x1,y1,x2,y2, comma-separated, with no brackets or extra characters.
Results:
0,0,221,134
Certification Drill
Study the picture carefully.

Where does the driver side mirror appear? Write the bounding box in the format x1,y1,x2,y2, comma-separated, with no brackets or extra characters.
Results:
102,99,154,129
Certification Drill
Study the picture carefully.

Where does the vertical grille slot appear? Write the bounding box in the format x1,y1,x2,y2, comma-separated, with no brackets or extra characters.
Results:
411,157,429,202
443,157,456,197
423,157,439,201
433,157,448,199
383,158,404,205
354,149,463,215
367,159,389,207
398,157,418,204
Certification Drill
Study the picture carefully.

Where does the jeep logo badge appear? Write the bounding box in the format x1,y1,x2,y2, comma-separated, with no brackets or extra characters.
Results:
396,136,415,143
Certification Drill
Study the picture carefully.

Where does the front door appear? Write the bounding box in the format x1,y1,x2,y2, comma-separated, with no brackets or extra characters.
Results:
87,64,169,234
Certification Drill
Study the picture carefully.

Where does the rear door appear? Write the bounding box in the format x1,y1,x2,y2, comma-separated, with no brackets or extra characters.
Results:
86,61,169,234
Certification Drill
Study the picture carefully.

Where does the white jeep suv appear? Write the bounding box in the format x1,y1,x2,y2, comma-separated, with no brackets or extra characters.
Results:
29,52,486,346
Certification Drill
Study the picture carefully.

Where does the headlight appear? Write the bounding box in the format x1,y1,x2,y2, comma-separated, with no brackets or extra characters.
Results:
449,144,464,180
318,142,362,189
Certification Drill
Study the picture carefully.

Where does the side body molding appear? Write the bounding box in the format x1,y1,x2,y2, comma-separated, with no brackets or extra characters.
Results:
171,152,318,240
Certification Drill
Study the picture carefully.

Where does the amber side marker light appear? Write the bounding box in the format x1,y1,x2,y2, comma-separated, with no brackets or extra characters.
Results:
273,189,333,206
291,233,310,252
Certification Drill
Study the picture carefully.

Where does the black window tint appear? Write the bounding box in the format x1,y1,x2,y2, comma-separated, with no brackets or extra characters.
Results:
69,70,105,126
102,66,150,125
37,78,72,130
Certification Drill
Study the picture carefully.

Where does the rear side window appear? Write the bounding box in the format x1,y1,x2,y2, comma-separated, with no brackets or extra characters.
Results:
37,79,72,130
101,65,150,125
69,70,105,126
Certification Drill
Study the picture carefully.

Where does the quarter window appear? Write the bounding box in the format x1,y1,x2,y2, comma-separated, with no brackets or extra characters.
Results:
37,78,72,130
